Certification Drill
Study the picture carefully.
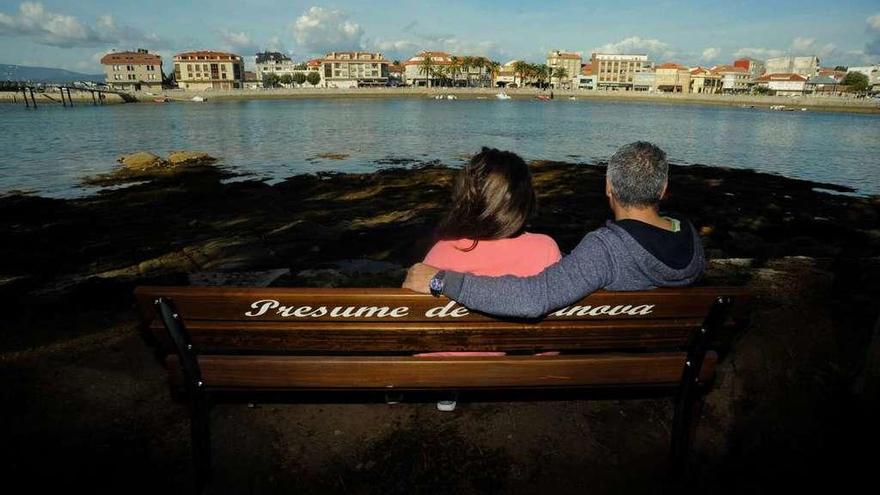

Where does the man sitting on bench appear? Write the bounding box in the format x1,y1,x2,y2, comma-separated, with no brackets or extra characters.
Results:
403,141,706,316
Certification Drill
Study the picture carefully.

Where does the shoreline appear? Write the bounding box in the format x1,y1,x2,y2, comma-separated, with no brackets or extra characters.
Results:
2,87,879,113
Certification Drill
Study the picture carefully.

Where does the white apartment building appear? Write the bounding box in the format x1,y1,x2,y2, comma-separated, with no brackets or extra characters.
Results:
321,52,389,88
254,51,297,81
753,73,808,96
590,53,653,90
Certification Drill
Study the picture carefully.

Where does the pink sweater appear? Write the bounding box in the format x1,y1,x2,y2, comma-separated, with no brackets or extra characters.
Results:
423,232,562,277
418,232,562,357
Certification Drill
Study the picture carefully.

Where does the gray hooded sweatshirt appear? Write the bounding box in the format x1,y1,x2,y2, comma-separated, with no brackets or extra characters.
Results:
440,220,705,318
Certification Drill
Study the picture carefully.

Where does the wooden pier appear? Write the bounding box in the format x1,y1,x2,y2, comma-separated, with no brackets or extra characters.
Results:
1,81,137,108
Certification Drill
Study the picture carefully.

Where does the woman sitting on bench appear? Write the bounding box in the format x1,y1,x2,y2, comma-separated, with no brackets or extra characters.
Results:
418,148,562,409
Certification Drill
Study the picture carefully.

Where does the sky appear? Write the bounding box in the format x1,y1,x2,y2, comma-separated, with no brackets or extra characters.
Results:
1,0,878,73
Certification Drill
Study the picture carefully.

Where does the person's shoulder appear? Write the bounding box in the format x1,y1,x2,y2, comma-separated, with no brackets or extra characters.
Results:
521,232,560,249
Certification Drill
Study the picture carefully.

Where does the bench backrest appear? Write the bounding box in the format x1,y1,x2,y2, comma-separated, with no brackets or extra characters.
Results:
134,286,747,391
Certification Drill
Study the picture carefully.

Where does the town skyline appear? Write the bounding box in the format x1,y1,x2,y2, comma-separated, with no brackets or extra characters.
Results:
1,1,879,73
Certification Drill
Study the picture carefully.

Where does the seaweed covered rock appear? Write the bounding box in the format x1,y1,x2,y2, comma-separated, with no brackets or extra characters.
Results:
168,151,217,167
116,151,166,171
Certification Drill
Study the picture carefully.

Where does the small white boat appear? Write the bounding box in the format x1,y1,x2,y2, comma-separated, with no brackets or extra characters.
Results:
446,94,457,100
568,96,576,100
191,95,206,102
495,92,511,100
770,105,786,111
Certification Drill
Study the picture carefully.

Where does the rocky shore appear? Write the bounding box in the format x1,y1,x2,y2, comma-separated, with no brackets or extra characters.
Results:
2,157,879,493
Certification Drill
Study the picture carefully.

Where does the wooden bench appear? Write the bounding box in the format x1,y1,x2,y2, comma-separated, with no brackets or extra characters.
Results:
134,285,748,492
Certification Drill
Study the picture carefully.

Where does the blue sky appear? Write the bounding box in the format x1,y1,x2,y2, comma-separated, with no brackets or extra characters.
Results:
1,0,878,72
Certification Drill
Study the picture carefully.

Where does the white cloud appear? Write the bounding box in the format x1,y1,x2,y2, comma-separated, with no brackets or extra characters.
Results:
0,2,170,49
591,36,677,61
593,36,669,55
867,14,880,56
734,47,785,59
868,14,880,30
222,31,252,47
701,47,720,61
291,6,364,53
792,36,815,52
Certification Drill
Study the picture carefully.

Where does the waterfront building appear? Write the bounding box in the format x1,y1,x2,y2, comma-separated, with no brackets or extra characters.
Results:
388,63,404,86
403,51,492,87
243,71,260,89
173,51,244,90
817,68,846,82
493,60,519,87
573,74,597,89
765,56,820,77
100,49,163,92
711,65,750,93
321,52,389,88
733,57,766,79
632,71,656,91
847,65,880,93
655,63,691,93
805,75,843,95
590,53,653,90
547,50,582,88
254,51,297,82
753,73,808,96
689,67,722,94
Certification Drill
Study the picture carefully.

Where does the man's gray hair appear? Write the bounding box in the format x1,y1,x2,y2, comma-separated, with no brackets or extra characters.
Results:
607,141,668,207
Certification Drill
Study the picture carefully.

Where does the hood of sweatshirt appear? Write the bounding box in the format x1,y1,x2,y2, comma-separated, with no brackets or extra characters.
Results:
592,220,706,290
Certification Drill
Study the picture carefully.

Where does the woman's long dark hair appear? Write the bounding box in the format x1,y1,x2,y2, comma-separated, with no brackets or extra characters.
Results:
435,147,536,251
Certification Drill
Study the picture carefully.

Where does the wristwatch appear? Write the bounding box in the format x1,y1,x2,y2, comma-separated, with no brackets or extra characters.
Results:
429,271,446,297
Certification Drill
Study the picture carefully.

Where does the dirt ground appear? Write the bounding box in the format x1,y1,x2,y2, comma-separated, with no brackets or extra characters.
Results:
1,160,879,493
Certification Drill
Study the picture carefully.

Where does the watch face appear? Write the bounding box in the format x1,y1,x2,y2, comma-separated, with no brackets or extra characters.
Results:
430,276,443,293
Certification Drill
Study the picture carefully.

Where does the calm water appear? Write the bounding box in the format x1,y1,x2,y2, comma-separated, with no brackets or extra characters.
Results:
1,98,879,197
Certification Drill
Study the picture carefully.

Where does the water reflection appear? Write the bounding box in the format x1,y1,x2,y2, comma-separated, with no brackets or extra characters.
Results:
0,98,878,197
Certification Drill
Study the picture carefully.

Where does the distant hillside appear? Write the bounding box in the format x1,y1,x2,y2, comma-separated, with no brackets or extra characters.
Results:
0,64,104,83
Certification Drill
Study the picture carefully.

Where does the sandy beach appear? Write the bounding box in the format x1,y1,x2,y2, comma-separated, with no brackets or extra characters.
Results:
2,157,879,493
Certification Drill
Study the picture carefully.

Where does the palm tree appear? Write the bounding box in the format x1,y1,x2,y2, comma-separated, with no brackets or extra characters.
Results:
552,67,569,89
512,60,529,87
471,57,486,87
535,64,551,88
449,56,462,87
487,60,501,87
418,55,435,88
460,56,473,87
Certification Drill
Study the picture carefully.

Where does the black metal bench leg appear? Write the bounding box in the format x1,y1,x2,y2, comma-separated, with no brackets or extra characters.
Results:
667,296,733,489
155,297,212,494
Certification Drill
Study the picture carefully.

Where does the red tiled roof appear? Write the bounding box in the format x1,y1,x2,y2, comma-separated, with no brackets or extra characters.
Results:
711,65,747,74
100,51,161,65
307,59,322,67
657,62,687,70
174,51,242,61
754,73,808,82
550,52,581,60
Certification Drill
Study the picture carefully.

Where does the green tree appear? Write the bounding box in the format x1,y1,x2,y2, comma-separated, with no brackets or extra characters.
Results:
753,85,771,95
449,56,462,86
487,60,501,87
842,71,869,92
418,55,435,88
293,72,307,86
263,73,280,88
306,71,321,86
512,60,529,87
552,67,568,89
279,74,294,86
